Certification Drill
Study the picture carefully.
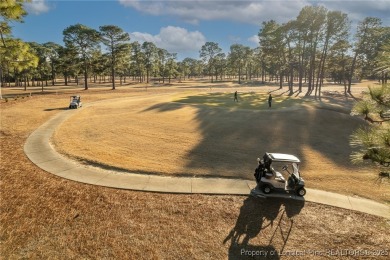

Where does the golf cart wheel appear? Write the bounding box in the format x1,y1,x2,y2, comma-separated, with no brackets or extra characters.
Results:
297,188,306,197
262,184,272,194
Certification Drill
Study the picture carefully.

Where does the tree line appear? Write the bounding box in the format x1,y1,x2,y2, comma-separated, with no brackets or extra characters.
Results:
1,3,389,96
257,6,389,97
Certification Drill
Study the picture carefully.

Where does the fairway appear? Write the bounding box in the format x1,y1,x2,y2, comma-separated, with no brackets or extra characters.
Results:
173,92,312,110
2,84,389,259
52,89,389,202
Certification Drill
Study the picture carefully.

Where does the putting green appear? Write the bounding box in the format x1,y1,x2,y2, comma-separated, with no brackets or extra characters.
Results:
173,92,312,110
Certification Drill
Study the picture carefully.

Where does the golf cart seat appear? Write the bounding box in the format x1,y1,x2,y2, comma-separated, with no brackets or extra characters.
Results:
275,171,285,183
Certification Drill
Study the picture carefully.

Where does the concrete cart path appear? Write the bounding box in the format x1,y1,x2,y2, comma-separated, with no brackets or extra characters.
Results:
24,102,390,220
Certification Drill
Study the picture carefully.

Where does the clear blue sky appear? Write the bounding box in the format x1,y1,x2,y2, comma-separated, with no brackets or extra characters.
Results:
11,0,390,60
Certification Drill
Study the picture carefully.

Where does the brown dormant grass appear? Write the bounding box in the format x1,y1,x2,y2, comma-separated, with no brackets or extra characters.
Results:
1,81,389,259
53,83,389,203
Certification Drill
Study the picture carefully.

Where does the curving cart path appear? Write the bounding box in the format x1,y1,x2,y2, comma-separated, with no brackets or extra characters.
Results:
24,99,390,219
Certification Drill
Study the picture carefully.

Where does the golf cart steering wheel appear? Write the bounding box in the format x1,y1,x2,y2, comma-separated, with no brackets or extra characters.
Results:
282,165,288,171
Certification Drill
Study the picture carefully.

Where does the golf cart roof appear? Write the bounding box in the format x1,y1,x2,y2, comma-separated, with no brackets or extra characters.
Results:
266,153,300,163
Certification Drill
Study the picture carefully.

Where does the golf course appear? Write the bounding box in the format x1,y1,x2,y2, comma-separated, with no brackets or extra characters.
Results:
1,79,389,259
50,81,388,202
1,1,389,258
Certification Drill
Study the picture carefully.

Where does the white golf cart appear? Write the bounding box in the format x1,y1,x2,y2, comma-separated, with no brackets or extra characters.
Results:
254,153,306,196
69,95,82,109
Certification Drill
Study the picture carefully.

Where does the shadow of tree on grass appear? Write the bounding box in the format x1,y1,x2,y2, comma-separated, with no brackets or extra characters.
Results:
141,98,365,179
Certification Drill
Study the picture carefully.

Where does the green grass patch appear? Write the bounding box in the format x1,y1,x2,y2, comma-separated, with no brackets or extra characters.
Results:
173,92,310,110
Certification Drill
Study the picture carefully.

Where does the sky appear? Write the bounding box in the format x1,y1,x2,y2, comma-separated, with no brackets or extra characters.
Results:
10,0,390,60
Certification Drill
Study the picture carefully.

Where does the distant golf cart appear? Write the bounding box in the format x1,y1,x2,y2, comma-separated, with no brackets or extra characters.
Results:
69,95,82,109
254,153,306,196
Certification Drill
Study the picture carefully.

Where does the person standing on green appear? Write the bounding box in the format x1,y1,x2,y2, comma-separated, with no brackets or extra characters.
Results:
268,94,272,108
234,91,238,102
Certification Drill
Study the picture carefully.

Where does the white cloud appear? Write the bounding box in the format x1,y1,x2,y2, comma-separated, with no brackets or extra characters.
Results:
130,26,206,53
25,0,50,15
131,32,157,43
119,0,309,25
321,1,390,24
248,35,259,45
119,0,390,25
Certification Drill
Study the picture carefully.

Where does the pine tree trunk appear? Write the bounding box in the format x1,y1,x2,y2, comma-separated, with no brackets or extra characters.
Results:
84,62,88,90
51,62,55,86
348,51,359,93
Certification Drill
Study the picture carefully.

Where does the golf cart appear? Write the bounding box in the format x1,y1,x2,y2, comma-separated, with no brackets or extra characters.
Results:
69,95,82,109
254,153,306,196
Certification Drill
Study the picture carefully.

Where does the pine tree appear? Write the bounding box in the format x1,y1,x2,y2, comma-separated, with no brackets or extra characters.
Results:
350,84,390,180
